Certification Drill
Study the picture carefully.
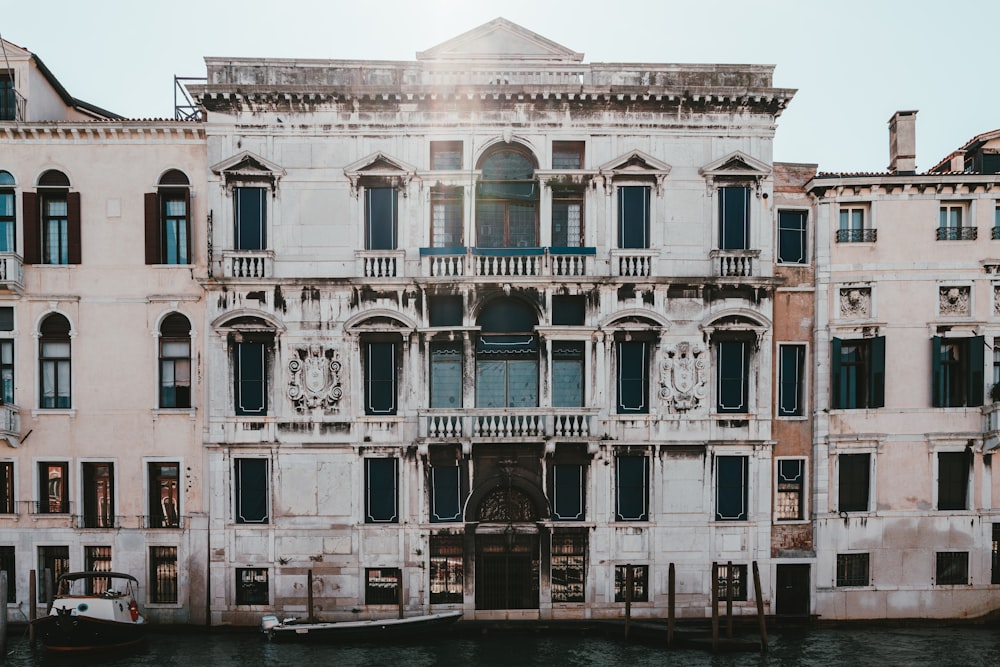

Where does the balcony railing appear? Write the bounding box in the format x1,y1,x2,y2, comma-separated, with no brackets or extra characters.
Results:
983,403,1000,452
0,253,24,293
357,250,405,278
0,403,19,439
28,501,75,515
421,408,596,439
74,514,121,529
222,250,273,278
0,88,26,122
420,247,596,278
836,229,877,243
992,226,1000,241
141,514,185,529
711,249,760,277
936,226,977,241
611,249,657,277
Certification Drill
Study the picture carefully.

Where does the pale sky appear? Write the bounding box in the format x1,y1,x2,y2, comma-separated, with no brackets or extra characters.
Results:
3,0,997,173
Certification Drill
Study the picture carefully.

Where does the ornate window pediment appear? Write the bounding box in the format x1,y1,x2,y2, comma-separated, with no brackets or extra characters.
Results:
700,151,770,192
598,150,672,194
345,152,418,196
211,151,285,190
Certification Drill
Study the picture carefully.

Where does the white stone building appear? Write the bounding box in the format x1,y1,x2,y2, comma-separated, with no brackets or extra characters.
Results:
190,19,795,624
0,38,209,624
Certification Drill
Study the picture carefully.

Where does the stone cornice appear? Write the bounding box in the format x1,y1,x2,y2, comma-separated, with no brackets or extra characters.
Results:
807,173,1000,197
0,122,205,142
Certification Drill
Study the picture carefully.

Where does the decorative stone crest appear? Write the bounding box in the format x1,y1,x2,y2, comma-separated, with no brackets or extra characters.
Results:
659,341,707,412
939,286,970,317
994,285,1000,317
839,287,871,319
288,346,343,413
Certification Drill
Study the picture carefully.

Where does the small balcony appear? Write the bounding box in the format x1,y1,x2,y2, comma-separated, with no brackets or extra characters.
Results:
936,226,977,241
983,402,1000,452
0,253,23,293
420,247,596,278
0,403,19,440
74,514,121,529
357,249,405,278
610,249,657,277
421,408,597,440
141,514,185,529
711,249,760,277
836,229,877,243
222,250,273,279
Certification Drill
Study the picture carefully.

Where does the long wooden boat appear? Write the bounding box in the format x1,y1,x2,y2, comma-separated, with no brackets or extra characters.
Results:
261,610,463,642
32,571,146,652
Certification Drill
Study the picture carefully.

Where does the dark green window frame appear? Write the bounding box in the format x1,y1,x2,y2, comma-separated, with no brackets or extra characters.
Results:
831,337,885,409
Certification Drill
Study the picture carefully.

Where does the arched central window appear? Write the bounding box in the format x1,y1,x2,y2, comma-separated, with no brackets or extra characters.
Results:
159,313,192,408
39,313,71,409
476,298,538,407
476,146,538,248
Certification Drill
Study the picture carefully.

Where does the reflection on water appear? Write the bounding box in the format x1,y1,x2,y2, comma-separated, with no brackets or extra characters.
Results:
4,624,1000,666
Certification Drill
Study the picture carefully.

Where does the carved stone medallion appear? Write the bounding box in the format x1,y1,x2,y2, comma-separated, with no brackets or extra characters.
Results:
288,345,343,413
659,341,707,412
939,286,970,317
839,287,871,319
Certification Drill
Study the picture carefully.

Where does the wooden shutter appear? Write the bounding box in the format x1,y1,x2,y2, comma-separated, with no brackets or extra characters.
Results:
553,464,584,521
66,191,81,264
21,192,38,264
144,192,159,264
838,454,870,512
869,336,885,408
930,336,943,407
715,456,748,520
617,341,648,414
183,188,192,263
365,458,398,523
366,342,397,415
430,466,461,522
615,456,647,521
968,335,985,407
235,342,266,415
235,459,268,524
618,186,649,249
831,337,842,409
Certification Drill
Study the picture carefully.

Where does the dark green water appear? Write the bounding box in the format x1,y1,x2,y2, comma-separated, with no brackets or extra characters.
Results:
4,625,1000,666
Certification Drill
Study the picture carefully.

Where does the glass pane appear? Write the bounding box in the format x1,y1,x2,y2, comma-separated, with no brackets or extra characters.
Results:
552,201,582,247
508,203,537,247
553,358,583,408
0,221,12,253
507,360,538,407
161,340,190,357
0,192,13,216
475,202,505,248
476,360,506,407
430,346,462,409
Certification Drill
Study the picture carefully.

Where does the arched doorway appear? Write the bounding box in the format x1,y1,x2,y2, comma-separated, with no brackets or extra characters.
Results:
474,481,541,610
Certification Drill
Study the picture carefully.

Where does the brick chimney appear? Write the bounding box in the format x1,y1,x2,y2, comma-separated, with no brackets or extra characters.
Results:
888,110,917,174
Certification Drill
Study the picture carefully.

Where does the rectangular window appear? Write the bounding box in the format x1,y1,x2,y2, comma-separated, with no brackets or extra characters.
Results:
0,546,13,602
552,141,584,170
82,462,115,528
777,210,807,263
615,456,648,521
776,459,805,521
552,342,584,408
838,453,870,512
160,337,191,409
932,336,984,408
0,461,12,513
778,344,806,416
148,462,180,528
234,341,267,416
475,338,539,409
551,532,586,603
431,187,463,247
162,194,189,264
1,338,14,405
719,186,750,250
40,338,71,409
552,197,583,247
234,187,266,250
715,456,748,521
552,295,585,326
552,464,585,521
365,341,397,415
715,563,748,601
936,552,969,585
837,206,874,243
234,458,268,524
616,341,648,414
365,458,398,523
0,188,15,252
38,546,69,602
366,567,401,605
614,564,648,602
235,567,268,605
430,141,463,170
618,186,650,249
430,465,462,522
84,545,112,594
428,295,463,327
836,553,869,586
38,462,68,514
42,194,69,264
937,450,971,511
429,535,463,603
832,337,886,409
716,340,749,414
937,203,974,240
430,342,462,410
992,524,1000,585
149,546,178,603
365,187,397,250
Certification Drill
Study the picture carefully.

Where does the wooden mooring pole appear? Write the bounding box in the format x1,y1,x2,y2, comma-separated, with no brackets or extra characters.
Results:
667,563,675,646
624,565,633,641
710,562,719,653
29,570,37,644
397,571,404,620
752,561,768,653
307,569,315,622
0,571,7,659
725,561,734,639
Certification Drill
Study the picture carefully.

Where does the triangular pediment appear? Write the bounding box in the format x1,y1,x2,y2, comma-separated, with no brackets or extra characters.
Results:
211,151,286,181
700,151,771,178
417,18,583,63
599,150,672,176
344,152,418,178
0,39,31,60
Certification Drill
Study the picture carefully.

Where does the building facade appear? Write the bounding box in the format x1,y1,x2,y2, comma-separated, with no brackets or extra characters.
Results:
0,38,209,624
191,19,796,624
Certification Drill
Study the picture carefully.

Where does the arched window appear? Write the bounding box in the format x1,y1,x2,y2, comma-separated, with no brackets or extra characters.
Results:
475,298,538,407
475,145,538,248
146,170,191,265
24,170,79,265
39,313,71,408
0,170,15,252
159,313,192,408
224,316,274,416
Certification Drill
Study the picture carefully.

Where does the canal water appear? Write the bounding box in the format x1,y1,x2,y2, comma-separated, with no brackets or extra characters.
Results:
3,624,1000,666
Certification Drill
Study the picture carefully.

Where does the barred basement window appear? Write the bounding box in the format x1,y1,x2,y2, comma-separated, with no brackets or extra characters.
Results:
936,552,969,585
716,563,747,601
235,567,268,605
429,535,463,604
551,532,586,603
37,546,69,602
614,564,648,602
836,553,869,587
366,567,401,605
84,545,112,595
149,546,178,603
